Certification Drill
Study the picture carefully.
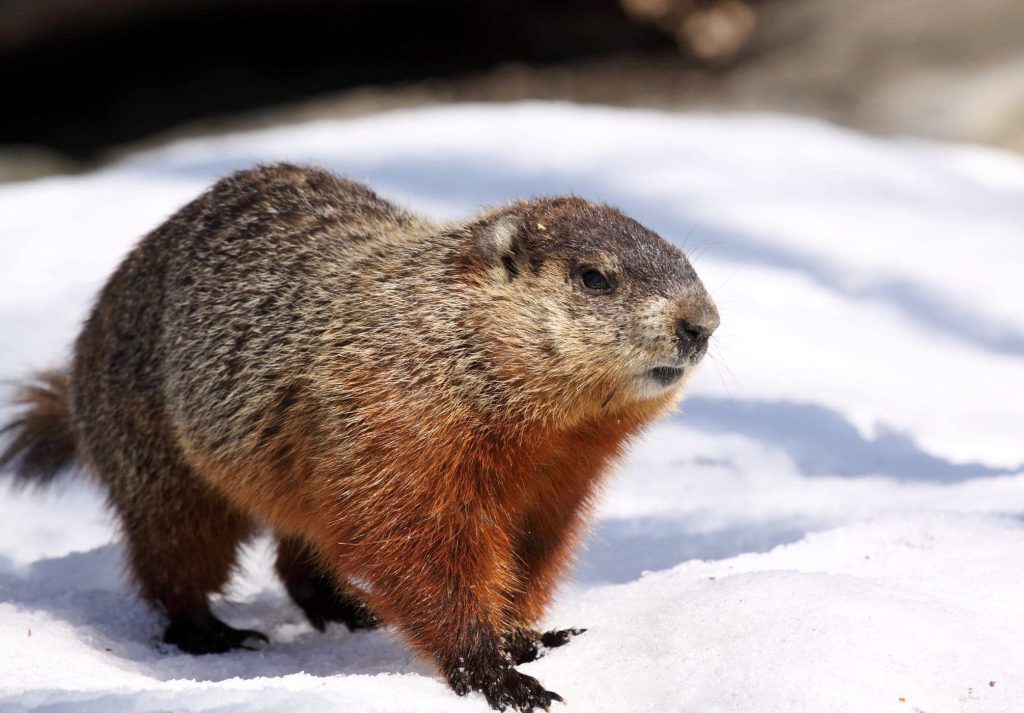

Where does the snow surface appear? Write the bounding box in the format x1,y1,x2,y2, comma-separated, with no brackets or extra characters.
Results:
1,103,1022,713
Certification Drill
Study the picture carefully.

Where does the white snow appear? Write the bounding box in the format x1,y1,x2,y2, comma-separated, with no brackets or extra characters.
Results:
1,103,1022,713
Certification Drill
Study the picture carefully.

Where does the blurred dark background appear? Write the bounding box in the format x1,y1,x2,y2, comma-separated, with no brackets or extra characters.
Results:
1,0,671,159
3,0,1024,178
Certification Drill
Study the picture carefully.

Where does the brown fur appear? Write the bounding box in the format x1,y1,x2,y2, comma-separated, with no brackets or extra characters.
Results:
0,163,718,711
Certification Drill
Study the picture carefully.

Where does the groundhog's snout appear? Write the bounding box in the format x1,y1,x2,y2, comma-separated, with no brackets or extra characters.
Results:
675,295,720,363
640,292,718,393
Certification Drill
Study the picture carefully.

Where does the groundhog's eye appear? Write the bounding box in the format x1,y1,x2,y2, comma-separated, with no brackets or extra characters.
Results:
581,268,611,292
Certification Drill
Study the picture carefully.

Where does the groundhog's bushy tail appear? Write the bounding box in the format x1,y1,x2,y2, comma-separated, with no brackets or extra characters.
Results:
0,371,78,487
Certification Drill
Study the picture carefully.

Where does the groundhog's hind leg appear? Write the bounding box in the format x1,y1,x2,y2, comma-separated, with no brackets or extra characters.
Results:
163,607,269,655
275,535,379,632
108,460,265,654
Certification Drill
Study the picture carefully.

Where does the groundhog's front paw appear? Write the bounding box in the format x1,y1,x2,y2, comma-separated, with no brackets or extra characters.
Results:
503,629,541,665
504,627,586,664
539,628,585,650
485,669,563,713
449,661,563,712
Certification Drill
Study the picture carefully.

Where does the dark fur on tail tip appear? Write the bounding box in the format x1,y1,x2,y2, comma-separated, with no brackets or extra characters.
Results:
0,371,77,486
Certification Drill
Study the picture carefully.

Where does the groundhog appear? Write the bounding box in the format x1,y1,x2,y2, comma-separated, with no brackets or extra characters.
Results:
1,163,718,711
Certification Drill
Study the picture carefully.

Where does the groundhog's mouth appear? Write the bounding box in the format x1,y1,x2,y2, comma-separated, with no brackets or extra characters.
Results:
647,366,685,387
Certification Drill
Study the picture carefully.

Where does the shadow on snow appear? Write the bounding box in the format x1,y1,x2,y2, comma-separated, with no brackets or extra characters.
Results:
680,396,1021,482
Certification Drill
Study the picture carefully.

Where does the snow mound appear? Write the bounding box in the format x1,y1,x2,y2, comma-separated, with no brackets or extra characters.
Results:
541,513,1022,713
1,103,1022,712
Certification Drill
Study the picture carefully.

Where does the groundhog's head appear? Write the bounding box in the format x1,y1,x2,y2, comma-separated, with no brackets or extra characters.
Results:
467,197,719,423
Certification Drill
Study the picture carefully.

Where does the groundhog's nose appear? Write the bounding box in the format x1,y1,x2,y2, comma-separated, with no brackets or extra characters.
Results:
675,305,719,359
676,307,719,340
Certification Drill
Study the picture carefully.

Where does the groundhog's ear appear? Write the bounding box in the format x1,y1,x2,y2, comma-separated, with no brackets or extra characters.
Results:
475,215,527,279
